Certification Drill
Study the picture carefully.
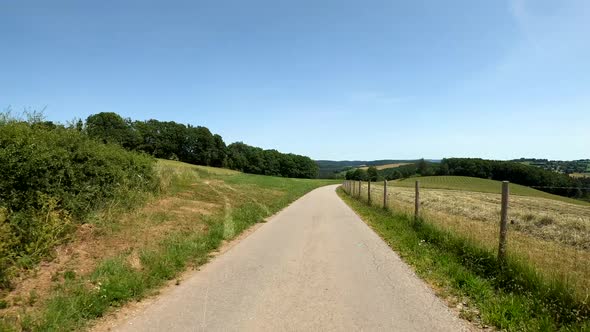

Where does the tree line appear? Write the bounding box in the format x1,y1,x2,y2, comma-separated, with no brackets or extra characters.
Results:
344,158,589,200
345,159,437,181
439,158,589,198
85,112,319,179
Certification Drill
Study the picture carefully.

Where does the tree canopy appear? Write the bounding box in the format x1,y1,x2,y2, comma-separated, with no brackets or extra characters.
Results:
83,112,319,179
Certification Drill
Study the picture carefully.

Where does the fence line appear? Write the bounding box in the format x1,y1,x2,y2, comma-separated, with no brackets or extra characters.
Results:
342,179,525,263
340,179,590,301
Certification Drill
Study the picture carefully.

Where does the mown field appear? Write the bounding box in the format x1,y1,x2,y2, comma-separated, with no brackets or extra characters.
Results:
571,172,590,179
356,176,590,306
0,159,337,331
393,176,589,205
338,188,590,330
359,163,411,171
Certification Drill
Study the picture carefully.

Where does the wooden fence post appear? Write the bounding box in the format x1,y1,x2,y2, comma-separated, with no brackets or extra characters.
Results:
414,180,420,221
357,180,361,198
498,181,510,263
368,180,371,205
383,179,388,209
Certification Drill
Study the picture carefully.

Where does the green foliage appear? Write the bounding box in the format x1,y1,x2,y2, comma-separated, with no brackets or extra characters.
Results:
226,142,318,179
83,112,318,179
345,168,367,181
0,119,157,288
86,112,137,148
366,166,379,181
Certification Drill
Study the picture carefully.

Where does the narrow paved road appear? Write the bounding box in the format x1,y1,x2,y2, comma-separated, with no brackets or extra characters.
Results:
112,185,468,331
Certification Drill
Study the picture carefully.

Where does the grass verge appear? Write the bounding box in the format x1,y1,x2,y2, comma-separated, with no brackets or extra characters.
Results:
337,187,590,331
0,160,337,331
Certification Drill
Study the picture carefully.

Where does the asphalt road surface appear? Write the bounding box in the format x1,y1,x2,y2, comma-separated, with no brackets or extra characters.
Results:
111,185,469,331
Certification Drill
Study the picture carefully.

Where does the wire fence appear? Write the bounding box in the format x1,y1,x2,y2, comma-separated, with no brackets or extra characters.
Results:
341,179,590,303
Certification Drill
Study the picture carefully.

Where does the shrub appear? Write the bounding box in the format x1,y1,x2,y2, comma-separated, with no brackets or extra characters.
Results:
0,120,157,288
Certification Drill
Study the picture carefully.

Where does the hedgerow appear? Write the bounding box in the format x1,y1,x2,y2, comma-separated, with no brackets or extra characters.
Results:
0,120,157,288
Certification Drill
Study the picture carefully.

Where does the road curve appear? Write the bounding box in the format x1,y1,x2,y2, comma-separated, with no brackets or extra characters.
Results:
111,185,469,331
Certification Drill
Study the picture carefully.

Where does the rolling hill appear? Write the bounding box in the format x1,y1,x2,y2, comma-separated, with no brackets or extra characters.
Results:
390,176,589,206
316,159,424,178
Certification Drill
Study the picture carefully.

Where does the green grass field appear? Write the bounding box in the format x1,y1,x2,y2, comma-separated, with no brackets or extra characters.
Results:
392,176,589,206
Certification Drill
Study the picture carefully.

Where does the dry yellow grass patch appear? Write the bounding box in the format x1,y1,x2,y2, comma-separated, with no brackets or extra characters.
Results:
359,163,411,170
357,182,590,298
0,167,229,318
570,173,590,179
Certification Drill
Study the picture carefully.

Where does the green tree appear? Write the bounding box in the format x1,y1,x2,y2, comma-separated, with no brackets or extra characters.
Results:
417,158,428,175
86,112,135,148
367,166,379,182
211,134,228,167
348,168,367,181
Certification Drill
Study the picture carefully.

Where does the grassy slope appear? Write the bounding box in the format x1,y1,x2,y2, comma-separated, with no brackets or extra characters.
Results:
337,188,589,331
0,160,338,331
394,176,589,206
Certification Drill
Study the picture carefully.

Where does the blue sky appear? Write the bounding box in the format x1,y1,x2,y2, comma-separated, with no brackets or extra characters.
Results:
1,0,589,160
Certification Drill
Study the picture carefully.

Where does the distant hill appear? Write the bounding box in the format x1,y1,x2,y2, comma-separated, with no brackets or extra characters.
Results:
393,176,589,206
316,159,424,178
512,158,590,175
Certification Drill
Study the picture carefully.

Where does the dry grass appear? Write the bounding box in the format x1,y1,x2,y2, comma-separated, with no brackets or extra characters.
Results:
393,176,589,206
356,182,590,300
0,163,227,319
359,163,411,171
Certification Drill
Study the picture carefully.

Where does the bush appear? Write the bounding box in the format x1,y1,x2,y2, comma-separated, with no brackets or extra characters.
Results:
0,121,157,288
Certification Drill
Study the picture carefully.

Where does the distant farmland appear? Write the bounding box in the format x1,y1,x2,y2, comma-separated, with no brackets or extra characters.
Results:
359,163,411,171
316,159,417,178
393,176,589,205
571,172,590,179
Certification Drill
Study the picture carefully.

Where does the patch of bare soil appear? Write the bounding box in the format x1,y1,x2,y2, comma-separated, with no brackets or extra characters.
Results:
0,189,223,319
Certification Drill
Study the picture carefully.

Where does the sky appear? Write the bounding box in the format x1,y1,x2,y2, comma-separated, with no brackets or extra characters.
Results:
1,0,589,161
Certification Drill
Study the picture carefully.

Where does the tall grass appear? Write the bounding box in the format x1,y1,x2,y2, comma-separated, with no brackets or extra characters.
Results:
339,187,590,331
